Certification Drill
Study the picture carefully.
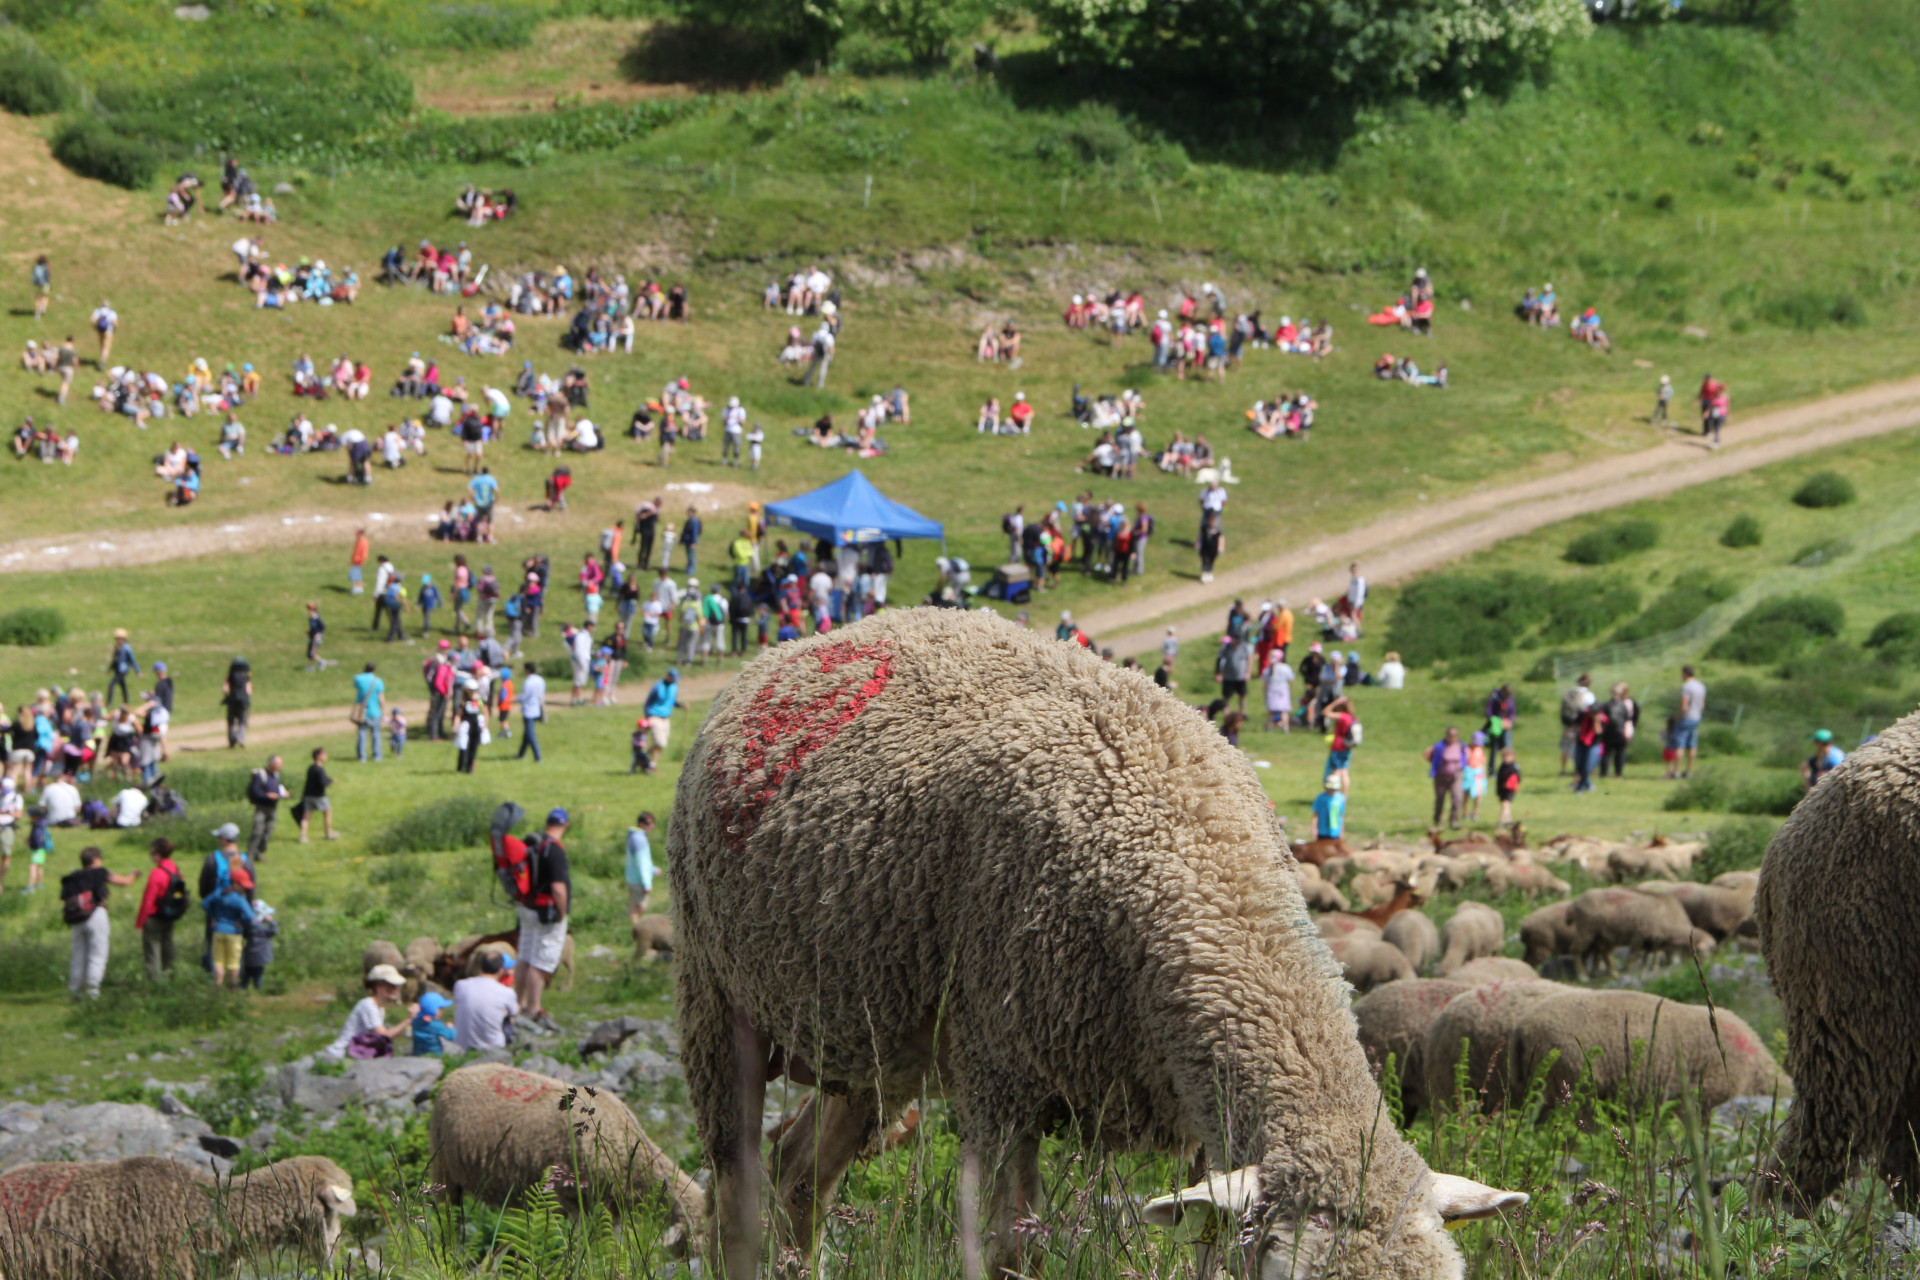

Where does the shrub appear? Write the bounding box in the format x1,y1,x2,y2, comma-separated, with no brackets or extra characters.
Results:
0,44,74,115
1611,575,1737,643
1719,514,1763,548
1664,772,1729,811
50,116,155,189
160,767,252,806
1790,471,1856,508
1564,519,1659,565
1866,611,1920,663
75,970,250,1039
1761,290,1864,331
96,61,415,158
1385,572,1549,670
435,4,541,49
1706,594,1844,664
0,606,65,646
1695,817,1774,881
367,794,499,855
1538,578,1641,643
1700,725,1748,755
1730,773,1804,816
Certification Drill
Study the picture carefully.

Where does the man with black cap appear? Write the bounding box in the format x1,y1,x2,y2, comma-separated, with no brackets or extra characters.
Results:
515,807,570,1032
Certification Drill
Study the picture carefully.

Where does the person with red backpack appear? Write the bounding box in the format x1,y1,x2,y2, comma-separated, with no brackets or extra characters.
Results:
135,836,188,978
64,845,135,998
491,803,571,1031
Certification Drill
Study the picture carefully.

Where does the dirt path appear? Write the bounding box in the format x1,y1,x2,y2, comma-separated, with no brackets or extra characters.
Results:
1077,375,1920,658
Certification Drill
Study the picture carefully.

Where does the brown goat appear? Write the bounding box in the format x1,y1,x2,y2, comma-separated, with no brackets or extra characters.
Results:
1290,836,1353,868
1356,881,1425,929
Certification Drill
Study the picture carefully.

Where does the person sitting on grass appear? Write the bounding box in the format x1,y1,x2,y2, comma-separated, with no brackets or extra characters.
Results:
976,397,1000,435
324,963,416,1060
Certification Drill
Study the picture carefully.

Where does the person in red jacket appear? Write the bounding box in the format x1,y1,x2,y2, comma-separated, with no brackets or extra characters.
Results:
134,837,183,979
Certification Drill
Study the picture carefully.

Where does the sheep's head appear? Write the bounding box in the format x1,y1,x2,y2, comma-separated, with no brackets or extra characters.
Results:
314,1170,357,1259
1144,1165,1526,1280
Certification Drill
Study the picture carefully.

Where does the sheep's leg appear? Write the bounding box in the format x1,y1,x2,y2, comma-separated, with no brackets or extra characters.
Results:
680,957,769,1278
974,1130,1044,1280
1878,1080,1920,1211
769,1090,881,1255
1767,1026,1898,1213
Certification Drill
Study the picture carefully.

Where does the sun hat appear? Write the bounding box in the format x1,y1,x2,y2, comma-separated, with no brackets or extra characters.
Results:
366,963,405,988
212,822,240,841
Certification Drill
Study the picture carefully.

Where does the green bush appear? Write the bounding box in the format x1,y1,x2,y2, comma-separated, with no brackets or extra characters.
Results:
1790,470,1856,508
1538,578,1642,643
75,970,251,1039
0,606,65,646
1706,594,1844,664
1664,772,1730,811
434,4,541,50
160,767,252,806
1610,575,1737,642
1695,817,1773,881
367,794,499,856
1385,572,1549,670
1730,773,1804,816
1,0,90,30
1866,611,1920,651
1564,519,1660,565
97,61,415,157
1761,290,1864,331
1700,725,1748,755
0,44,74,115
0,937,67,992
1719,514,1763,548
50,116,155,189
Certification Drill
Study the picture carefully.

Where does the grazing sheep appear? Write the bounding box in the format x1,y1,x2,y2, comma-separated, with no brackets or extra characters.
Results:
1423,979,1564,1113
1382,909,1439,974
1446,957,1539,985
1289,835,1352,868
1316,913,1383,941
1352,980,1469,1118
1757,715,1920,1210
1483,861,1571,899
1328,934,1416,992
0,1155,354,1280
1507,990,1785,1116
1543,836,1621,879
669,611,1523,1280
465,939,516,977
1298,876,1350,914
1519,901,1577,967
1712,869,1760,895
404,935,444,975
1566,887,1712,974
1639,881,1752,942
1606,841,1702,883
361,939,405,976
632,913,675,961
1437,902,1505,976
1349,871,1400,911
430,1063,704,1233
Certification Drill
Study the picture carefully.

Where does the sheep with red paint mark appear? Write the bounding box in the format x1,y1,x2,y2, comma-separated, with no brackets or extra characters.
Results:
669,609,1523,1280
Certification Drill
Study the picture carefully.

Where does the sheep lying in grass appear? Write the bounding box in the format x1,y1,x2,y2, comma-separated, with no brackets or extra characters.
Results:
429,1063,704,1235
1382,909,1439,973
1566,887,1712,974
670,610,1524,1280
1423,979,1564,1114
1758,712,1920,1210
0,1155,354,1280
1507,990,1785,1116
1437,902,1504,976
1353,979,1468,1118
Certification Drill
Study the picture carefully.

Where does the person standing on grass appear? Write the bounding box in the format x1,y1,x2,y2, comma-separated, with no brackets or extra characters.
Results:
1345,564,1367,635
417,573,442,638
349,528,370,596
625,811,656,925
31,254,50,322
134,836,184,979
246,755,289,860
1571,699,1609,795
297,747,336,842
89,300,117,367
1558,672,1594,775
601,520,624,572
1495,747,1521,827
1599,682,1637,778
55,335,77,405
514,809,571,1033
451,554,473,634
1214,618,1251,714
1197,510,1223,584
369,555,394,632
476,562,500,637
643,668,684,760
222,656,252,749
634,498,661,573
1312,776,1346,841
1652,374,1673,427
304,601,330,673
1425,726,1468,830
105,630,139,705
679,506,703,575
204,872,254,989
516,661,546,762
454,681,485,774
353,662,385,763
64,846,136,998
1674,665,1706,778
384,571,407,643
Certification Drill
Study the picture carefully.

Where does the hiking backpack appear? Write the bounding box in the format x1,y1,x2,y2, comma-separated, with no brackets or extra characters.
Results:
489,801,553,914
154,867,190,922
61,871,98,926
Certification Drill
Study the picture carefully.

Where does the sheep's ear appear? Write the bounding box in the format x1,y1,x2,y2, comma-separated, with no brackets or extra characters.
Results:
1430,1173,1527,1227
324,1184,358,1216
1142,1166,1261,1229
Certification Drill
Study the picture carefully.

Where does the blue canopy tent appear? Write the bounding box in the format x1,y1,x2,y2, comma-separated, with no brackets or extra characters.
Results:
766,470,944,549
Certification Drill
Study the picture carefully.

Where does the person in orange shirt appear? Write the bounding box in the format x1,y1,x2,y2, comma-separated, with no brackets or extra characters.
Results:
349,528,370,596
1272,598,1295,661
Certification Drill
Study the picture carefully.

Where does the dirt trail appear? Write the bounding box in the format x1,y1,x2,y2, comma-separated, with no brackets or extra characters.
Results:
155,374,1920,746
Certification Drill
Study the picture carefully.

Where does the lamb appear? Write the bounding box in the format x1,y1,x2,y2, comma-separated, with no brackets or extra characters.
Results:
1327,934,1416,992
1519,900,1576,967
1382,909,1439,973
1565,887,1712,974
632,913,675,961
1295,862,1349,913
1757,713,1920,1210
1422,979,1564,1113
1352,979,1468,1118
430,1063,704,1234
0,1155,354,1280
668,611,1523,1280
362,939,405,976
1437,901,1504,976
1446,957,1539,985
1507,990,1785,1116
404,934,444,975
1483,860,1570,899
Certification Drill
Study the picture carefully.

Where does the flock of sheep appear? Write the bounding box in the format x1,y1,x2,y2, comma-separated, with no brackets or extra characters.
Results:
2,608,1915,1278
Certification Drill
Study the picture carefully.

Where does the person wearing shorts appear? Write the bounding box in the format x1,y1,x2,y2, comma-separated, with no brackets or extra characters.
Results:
514,809,571,1032
625,811,656,929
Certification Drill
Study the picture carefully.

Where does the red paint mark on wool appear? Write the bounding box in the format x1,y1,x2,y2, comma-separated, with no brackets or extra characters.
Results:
490,1069,549,1102
711,640,896,848
0,1164,78,1227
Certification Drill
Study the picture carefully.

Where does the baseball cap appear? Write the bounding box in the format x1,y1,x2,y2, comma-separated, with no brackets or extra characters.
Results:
212,822,240,841
547,808,570,826
418,992,450,1017
366,963,405,987
1812,728,1834,743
